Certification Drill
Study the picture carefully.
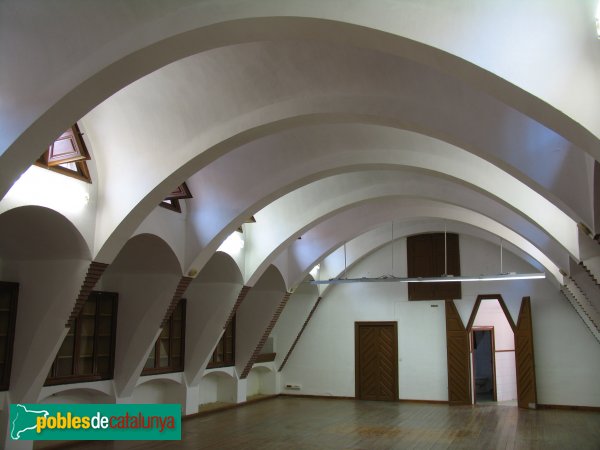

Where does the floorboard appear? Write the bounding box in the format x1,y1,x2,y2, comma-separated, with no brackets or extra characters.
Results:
40,397,600,449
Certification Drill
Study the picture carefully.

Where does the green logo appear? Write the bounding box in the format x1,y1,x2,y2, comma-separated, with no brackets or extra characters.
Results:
10,404,181,440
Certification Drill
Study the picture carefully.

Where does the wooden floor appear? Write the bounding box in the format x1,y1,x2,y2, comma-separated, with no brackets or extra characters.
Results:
58,397,600,449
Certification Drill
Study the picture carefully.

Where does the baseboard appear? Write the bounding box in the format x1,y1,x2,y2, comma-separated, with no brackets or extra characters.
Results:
279,393,355,401
280,393,448,405
537,403,600,412
183,394,279,420
398,398,449,405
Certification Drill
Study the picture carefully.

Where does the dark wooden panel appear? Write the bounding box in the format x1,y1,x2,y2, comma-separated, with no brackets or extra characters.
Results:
408,233,461,300
445,300,471,405
0,281,19,391
515,296,537,409
47,291,118,386
355,322,398,401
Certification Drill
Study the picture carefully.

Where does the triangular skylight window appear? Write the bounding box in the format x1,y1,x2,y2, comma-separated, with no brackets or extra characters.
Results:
160,182,193,213
36,124,92,183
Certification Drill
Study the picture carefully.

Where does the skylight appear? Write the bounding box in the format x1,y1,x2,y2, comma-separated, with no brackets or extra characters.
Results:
159,182,193,213
36,124,92,183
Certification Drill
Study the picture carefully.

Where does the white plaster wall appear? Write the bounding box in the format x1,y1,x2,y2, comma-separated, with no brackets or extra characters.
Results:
531,279,600,407
282,234,600,407
184,281,242,386
270,282,319,370
199,371,236,405
282,240,448,400
246,370,260,397
495,352,517,402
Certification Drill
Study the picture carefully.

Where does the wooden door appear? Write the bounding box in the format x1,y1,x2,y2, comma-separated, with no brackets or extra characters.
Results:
515,297,537,409
355,322,398,401
445,301,471,405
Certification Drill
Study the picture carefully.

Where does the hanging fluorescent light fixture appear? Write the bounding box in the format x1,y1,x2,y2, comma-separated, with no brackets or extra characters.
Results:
310,231,545,285
310,272,545,285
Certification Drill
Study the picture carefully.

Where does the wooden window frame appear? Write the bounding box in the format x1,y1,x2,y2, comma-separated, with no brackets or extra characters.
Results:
45,291,118,386
0,282,19,391
206,315,235,369
142,299,186,375
159,183,192,213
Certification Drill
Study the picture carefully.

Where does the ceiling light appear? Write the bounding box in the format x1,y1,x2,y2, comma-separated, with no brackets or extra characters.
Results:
310,272,545,285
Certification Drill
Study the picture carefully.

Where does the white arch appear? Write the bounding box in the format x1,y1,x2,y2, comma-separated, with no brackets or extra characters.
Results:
244,171,567,286
86,44,594,262
273,199,561,290
1,10,597,261
280,219,551,298
2,4,597,195
180,124,576,276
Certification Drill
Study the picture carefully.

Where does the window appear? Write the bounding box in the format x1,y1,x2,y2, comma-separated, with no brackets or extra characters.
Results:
0,282,19,391
206,315,235,369
407,233,461,300
159,183,192,213
142,299,186,374
46,291,118,385
36,124,92,183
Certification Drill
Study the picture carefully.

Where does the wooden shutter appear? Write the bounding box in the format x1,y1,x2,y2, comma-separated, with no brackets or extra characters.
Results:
445,300,471,405
408,233,461,300
515,297,537,409
44,125,90,166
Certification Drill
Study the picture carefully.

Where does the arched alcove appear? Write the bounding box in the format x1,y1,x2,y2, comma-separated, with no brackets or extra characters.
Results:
246,365,277,398
39,387,114,405
132,378,184,407
199,371,237,407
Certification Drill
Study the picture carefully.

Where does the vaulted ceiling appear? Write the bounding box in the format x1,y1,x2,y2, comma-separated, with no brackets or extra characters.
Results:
1,0,599,292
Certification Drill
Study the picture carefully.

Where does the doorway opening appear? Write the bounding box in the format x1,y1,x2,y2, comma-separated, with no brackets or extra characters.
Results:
467,297,517,405
472,327,495,402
